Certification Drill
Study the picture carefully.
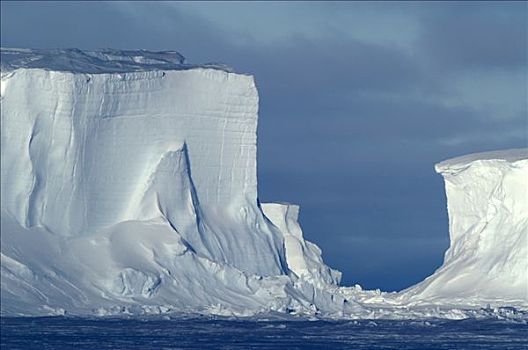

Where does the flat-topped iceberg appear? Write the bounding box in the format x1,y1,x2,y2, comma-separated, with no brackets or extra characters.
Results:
401,149,528,306
1,48,526,318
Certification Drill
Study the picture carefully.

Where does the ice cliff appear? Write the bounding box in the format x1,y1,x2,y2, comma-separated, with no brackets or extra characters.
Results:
401,149,528,306
1,48,526,318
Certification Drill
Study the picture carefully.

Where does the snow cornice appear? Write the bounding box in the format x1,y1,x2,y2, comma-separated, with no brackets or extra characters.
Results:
435,148,528,175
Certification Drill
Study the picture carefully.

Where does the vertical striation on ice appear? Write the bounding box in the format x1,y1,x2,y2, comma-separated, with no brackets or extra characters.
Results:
1,51,286,276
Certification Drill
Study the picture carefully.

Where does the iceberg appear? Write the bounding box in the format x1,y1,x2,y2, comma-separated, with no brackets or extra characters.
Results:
401,149,528,306
1,48,526,318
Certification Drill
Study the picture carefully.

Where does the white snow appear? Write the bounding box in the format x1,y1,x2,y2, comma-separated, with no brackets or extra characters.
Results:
1,55,282,276
1,48,527,319
400,149,528,306
261,203,341,286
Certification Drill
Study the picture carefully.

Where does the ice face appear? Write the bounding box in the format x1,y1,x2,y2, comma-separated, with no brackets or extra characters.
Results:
1,48,527,318
0,48,342,316
402,149,528,305
0,61,288,276
2,68,255,229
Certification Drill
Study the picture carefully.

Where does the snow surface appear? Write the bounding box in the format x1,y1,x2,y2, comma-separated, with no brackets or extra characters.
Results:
1,48,230,74
1,48,527,319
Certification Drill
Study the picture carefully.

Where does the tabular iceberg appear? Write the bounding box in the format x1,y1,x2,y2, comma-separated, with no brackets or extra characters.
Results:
401,150,528,306
1,48,526,318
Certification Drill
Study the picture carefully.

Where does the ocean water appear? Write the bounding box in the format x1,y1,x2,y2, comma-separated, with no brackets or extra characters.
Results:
1,316,527,349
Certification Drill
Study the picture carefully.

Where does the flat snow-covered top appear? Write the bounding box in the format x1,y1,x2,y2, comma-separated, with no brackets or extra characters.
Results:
0,48,233,74
436,148,528,173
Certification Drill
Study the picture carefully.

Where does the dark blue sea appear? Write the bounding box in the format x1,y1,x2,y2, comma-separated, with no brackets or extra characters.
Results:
1,316,527,349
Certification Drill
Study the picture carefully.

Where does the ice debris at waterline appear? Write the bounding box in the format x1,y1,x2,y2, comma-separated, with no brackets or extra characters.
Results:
1,48,527,318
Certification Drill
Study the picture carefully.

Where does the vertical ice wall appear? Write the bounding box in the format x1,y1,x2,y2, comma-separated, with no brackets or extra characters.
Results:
0,49,287,276
403,149,528,304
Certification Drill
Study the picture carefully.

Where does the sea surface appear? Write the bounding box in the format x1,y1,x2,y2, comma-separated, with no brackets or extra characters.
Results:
1,316,527,349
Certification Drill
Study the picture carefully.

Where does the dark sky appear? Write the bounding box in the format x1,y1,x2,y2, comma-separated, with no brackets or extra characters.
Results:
2,1,526,291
